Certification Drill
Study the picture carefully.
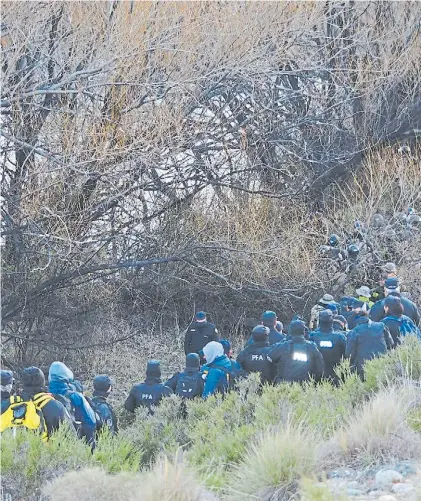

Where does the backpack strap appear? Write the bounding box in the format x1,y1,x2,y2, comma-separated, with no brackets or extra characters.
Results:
33,393,54,410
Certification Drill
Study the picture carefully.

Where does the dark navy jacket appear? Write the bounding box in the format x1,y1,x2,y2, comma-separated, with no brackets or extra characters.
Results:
370,294,420,326
22,386,74,437
90,391,118,435
237,341,273,382
309,328,347,380
345,317,393,376
184,321,219,355
268,336,324,383
124,377,173,412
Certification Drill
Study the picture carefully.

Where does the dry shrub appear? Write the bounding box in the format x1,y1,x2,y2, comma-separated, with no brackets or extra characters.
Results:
42,468,142,501
323,385,421,466
43,458,214,501
227,422,321,501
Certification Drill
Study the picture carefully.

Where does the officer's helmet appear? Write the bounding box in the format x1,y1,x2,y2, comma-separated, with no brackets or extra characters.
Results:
347,244,359,258
328,234,339,247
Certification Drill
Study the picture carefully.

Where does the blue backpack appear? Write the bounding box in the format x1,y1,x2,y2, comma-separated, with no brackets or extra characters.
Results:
384,315,421,339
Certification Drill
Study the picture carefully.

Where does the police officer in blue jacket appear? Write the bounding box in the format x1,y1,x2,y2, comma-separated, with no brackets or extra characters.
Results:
309,310,347,382
124,360,173,414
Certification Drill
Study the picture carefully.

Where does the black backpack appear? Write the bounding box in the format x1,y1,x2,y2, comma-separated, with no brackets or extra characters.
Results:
175,373,201,399
87,396,115,433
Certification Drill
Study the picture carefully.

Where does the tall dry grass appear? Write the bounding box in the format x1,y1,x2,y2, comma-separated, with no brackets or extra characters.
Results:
323,385,421,466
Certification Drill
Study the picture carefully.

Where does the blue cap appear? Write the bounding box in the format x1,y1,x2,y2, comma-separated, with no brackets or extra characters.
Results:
195,311,206,321
219,339,231,355
93,375,113,392
261,311,277,325
384,277,399,290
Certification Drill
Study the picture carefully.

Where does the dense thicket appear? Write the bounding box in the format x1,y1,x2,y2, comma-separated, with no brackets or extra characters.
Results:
1,1,421,368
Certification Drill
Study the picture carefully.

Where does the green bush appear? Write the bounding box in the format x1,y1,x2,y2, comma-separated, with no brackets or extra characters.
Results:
363,336,421,391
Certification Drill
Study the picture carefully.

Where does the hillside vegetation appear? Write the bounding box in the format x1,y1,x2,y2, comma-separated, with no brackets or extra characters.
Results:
2,337,421,501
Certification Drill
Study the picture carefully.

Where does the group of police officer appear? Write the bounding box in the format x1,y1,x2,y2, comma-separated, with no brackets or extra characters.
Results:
1,259,420,446
122,263,420,414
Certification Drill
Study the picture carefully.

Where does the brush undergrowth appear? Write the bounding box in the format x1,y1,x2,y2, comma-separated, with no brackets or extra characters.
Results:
2,338,421,500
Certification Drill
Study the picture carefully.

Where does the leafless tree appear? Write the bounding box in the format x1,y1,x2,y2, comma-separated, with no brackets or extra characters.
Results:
1,1,420,364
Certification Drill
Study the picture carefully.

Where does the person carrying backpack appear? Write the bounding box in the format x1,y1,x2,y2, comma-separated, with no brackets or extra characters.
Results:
88,375,118,435
201,341,234,398
268,320,324,383
165,353,204,399
346,310,394,377
48,361,97,449
1,367,72,441
381,296,421,345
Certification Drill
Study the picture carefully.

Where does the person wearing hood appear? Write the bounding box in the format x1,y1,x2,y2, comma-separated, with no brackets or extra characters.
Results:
1,366,73,440
309,310,347,382
201,341,233,398
369,278,420,326
268,320,324,383
237,326,273,383
125,360,173,413
48,361,97,448
89,375,118,435
184,311,219,362
165,353,204,399
346,309,394,377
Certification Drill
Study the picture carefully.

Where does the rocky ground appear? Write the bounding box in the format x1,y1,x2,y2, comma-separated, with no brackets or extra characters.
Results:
317,462,421,501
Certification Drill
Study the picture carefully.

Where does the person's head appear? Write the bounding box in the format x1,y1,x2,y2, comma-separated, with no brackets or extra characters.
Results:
288,320,306,338
93,375,113,395
0,370,14,396
347,244,359,260
384,296,404,317
328,234,339,247
318,294,335,307
261,311,277,328
318,309,333,328
275,321,284,333
251,325,270,343
48,361,73,383
22,367,45,390
146,360,161,380
384,277,400,296
219,339,232,358
350,298,364,312
195,311,207,323
185,353,200,370
203,341,224,365
371,213,385,228
383,262,397,276
356,285,371,299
